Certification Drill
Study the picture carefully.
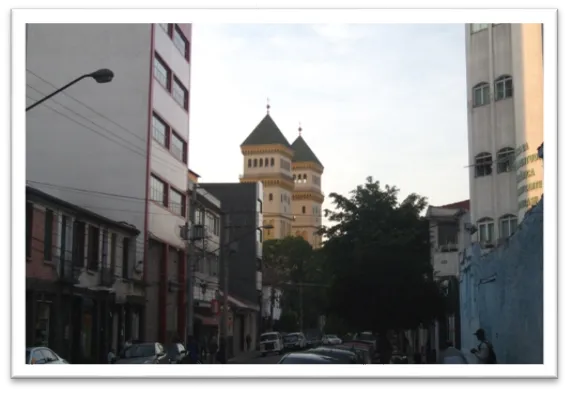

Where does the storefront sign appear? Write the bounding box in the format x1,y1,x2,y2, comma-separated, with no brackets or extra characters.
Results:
515,142,543,212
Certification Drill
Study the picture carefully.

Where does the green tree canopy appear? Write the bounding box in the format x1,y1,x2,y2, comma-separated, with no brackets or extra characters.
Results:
321,176,446,332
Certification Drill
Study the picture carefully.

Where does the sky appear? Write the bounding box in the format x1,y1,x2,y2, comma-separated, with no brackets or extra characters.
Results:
188,24,470,218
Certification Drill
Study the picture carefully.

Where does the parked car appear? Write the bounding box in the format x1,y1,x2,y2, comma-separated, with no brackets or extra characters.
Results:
322,334,342,345
26,347,69,364
307,347,359,364
113,342,170,364
305,332,322,348
167,342,189,364
278,352,341,364
336,343,372,364
283,332,307,351
259,332,284,357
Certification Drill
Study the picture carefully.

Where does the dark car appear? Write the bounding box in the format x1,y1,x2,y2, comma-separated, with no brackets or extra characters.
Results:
336,343,372,364
307,347,359,364
114,342,170,364
278,352,341,364
26,347,69,364
167,342,189,364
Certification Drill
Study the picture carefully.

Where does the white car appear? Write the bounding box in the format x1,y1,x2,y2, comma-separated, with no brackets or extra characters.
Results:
322,334,342,345
26,347,69,364
259,332,284,356
283,332,307,350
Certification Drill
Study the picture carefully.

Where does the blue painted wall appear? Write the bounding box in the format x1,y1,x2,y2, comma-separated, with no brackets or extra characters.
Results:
459,199,543,364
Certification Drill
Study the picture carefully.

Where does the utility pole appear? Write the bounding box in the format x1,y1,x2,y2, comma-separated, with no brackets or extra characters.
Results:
269,286,275,330
220,212,230,361
185,181,198,344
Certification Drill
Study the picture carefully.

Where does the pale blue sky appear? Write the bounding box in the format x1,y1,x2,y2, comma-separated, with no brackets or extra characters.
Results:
189,24,469,215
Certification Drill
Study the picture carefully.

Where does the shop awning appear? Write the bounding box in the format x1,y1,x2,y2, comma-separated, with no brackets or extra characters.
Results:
195,313,219,326
218,291,259,312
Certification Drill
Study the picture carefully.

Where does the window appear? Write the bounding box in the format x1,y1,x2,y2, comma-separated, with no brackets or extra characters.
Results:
270,158,275,166
172,77,188,110
248,159,252,168
150,175,167,206
43,209,53,261
173,25,190,60
170,131,186,162
477,218,495,244
213,216,220,236
303,174,307,183
60,215,73,266
474,152,493,177
122,237,130,279
159,23,171,34
152,114,168,146
473,82,490,106
26,202,33,258
110,233,118,276
73,221,86,267
437,222,459,249
499,215,518,238
313,175,321,187
269,193,273,201
254,159,258,167
87,225,100,270
195,209,204,225
259,158,264,167
497,147,515,173
471,23,490,33
265,158,269,167
153,55,170,90
102,229,109,268
302,206,306,214
495,75,513,100
170,188,185,217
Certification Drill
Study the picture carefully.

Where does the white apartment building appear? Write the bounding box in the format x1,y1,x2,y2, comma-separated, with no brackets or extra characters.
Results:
26,23,192,343
465,23,543,248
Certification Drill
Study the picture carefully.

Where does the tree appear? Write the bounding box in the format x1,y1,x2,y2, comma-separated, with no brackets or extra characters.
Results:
321,176,446,333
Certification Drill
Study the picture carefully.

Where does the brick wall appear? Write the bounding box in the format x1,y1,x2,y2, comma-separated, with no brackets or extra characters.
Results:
460,198,543,364
27,203,58,282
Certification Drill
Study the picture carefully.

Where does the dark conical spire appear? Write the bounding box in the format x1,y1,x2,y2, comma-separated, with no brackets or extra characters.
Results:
240,103,291,148
291,128,323,168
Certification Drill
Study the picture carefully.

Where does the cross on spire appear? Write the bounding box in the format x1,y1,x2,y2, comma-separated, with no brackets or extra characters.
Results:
298,122,302,136
266,97,271,115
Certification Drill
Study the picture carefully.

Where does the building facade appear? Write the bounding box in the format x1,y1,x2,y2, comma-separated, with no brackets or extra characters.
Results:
465,23,543,246
26,23,192,344
26,186,141,364
200,182,263,358
187,170,222,343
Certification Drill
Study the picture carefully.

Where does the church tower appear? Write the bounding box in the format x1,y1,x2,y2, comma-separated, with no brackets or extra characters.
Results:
240,103,295,241
291,125,325,248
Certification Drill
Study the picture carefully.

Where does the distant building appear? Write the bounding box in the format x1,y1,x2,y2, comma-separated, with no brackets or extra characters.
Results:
200,182,263,358
465,23,543,232
26,186,140,364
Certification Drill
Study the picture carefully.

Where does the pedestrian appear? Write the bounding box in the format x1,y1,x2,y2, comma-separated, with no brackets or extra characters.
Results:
470,328,497,364
438,340,468,364
246,334,252,352
216,337,227,364
208,335,219,364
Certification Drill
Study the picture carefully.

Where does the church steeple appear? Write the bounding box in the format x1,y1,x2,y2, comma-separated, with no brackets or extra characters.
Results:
240,103,291,148
291,129,324,168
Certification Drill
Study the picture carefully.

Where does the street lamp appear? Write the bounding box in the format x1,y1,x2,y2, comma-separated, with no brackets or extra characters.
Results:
26,68,114,112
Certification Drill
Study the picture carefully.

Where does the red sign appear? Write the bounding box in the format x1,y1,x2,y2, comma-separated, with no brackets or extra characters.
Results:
211,299,220,315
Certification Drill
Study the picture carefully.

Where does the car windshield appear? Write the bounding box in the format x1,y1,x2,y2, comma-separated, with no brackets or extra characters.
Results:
261,334,278,341
284,334,300,342
121,344,156,359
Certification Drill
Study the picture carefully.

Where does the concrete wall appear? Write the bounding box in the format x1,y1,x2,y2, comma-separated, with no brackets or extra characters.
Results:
459,198,543,364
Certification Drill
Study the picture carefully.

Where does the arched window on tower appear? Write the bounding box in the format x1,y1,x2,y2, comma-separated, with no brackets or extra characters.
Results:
499,214,518,239
496,147,515,173
248,159,252,168
474,152,493,177
477,217,495,246
269,193,273,201
303,174,307,183
270,158,275,166
259,158,264,167
473,82,490,107
254,159,258,167
302,206,306,214
494,75,513,101
265,158,269,167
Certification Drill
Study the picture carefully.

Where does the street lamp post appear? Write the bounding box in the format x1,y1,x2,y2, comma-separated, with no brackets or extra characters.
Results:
26,68,114,112
220,219,273,361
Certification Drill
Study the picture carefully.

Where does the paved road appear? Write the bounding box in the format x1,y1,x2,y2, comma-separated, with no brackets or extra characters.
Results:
239,352,284,364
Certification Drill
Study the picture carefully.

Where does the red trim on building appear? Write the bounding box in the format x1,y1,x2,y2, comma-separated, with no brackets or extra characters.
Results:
438,199,470,210
159,243,168,343
177,250,186,339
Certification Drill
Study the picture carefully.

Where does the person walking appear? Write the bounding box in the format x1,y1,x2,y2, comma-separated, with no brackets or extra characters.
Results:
470,328,497,364
438,341,468,364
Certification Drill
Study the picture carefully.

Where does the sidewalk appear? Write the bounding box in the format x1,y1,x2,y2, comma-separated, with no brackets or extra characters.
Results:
228,350,260,364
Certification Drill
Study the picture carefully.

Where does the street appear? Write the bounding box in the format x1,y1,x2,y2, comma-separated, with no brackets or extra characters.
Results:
234,352,284,364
